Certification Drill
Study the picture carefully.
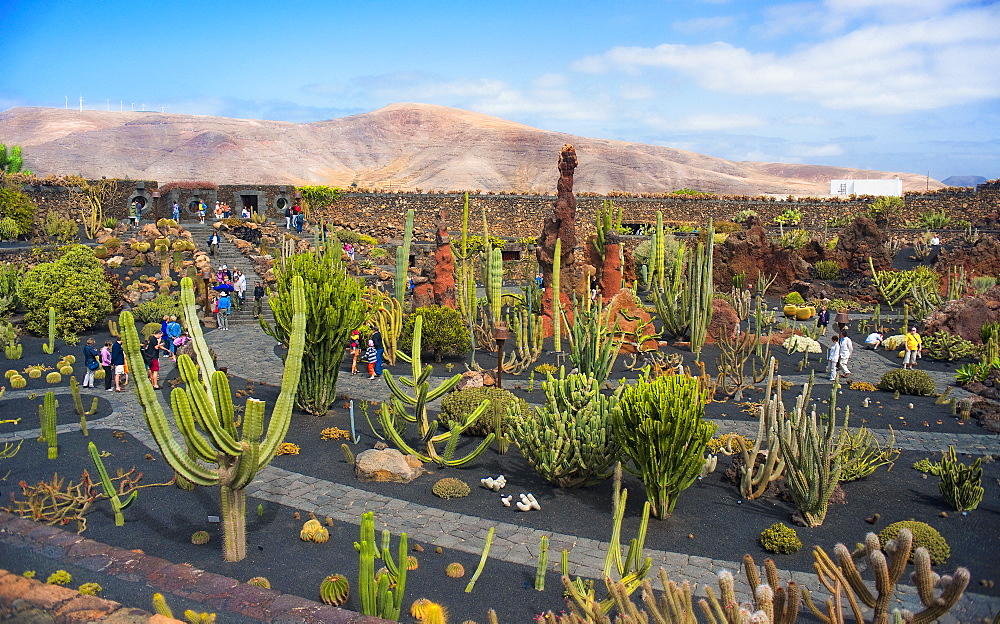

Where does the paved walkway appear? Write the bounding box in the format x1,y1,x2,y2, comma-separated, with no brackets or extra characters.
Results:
4,324,1000,622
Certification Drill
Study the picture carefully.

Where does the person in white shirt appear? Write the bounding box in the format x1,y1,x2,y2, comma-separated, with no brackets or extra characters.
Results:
865,332,884,349
233,269,248,308
838,332,854,377
930,235,940,246
828,335,841,381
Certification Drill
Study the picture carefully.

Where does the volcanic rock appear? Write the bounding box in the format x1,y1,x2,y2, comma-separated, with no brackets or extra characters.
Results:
923,287,1000,342
713,225,811,294
834,217,891,274
354,448,424,483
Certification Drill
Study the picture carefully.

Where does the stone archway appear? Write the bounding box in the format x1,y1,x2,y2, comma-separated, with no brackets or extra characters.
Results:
229,189,266,216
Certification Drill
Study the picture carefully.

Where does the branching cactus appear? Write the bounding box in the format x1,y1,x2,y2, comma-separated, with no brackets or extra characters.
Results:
514,368,624,487
806,529,970,624
688,220,715,361
737,359,786,500
70,376,98,436
122,275,307,562
88,442,137,526
378,315,494,466
355,511,408,621
778,373,848,527
563,298,622,385
938,445,984,511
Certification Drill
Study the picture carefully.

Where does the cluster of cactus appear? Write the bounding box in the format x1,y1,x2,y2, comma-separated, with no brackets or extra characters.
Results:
838,425,899,482
364,288,402,365
431,477,471,499
126,275,307,562
809,528,967,623
938,445,984,511
759,522,802,554
1,320,21,360
300,518,330,543
563,297,622,384
355,511,408,620
877,520,950,565
88,442,138,526
614,373,715,519
410,599,447,624
152,592,216,624
877,368,936,396
320,574,350,606
438,386,527,453
378,315,494,467
514,369,623,488
778,374,848,527
6,368,26,389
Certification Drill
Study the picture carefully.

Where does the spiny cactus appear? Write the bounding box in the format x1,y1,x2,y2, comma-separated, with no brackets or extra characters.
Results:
190,531,210,545
394,208,415,308
41,307,56,354
355,511,407,620
514,368,623,487
320,574,350,606
247,577,270,589
445,563,465,578
125,275,307,562
38,391,58,459
70,376,98,436
938,445,984,511
88,442,138,526
300,518,330,543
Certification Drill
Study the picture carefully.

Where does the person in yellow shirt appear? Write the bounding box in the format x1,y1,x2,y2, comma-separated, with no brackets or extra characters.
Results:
904,327,922,369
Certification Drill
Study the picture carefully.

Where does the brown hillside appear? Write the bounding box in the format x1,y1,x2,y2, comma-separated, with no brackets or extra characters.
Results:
0,103,942,195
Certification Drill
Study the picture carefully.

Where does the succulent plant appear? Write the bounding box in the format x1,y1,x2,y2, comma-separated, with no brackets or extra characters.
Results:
191,531,210,545
878,521,950,565
46,570,72,585
319,574,350,606
410,598,432,620
406,555,419,570
432,477,471,499
759,522,803,554
10,375,25,389
445,562,465,578
247,577,271,589
300,518,330,543
45,372,62,384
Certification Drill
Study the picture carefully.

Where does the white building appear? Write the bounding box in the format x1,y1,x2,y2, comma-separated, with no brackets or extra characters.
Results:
830,178,903,197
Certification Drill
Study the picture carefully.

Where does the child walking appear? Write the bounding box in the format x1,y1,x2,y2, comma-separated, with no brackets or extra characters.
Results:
827,335,841,381
348,330,360,375
364,340,378,380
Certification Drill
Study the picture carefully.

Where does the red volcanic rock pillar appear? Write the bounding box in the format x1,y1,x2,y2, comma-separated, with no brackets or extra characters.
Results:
537,145,582,336
431,210,457,308
599,238,624,302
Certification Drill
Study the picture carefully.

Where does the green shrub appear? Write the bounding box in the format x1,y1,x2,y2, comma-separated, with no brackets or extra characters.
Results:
713,220,742,234
439,387,528,437
733,209,757,224
131,294,181,323
877,369,935,396
866,196,904,227
783,291,805,305
759,523,802,554
0,187,36,238
878,521,950,564
17,245,111,341
814,260,841,281
431,477,471,499
399,306,471,362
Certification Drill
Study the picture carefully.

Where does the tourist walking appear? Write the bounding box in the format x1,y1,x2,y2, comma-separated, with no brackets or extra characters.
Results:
233,269,247,309
817,304,830,336
142,330,168,389
172,201,181,221
111,337,126,392
284,205,293,229
904,326,922,369
348,330,360,375
827,335,841,381
253,282,266,318
363,340,378,379
216,293,231,330
838,331,853,377
165,315,182,359
207,231,220,257
100,341,114,391
294,212,304,233
198,202,206,224
370,326,384,376
82,338,100,388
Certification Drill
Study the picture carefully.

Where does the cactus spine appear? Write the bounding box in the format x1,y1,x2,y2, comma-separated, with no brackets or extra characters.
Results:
514,369,623,487
125,275,307,562
356,511,408,620
534,535,549,591
378,316,494,466
70,376,98,436
42,307,56,354
88,442,138,526
938,444,983,511
777,374,848,527
394,209,415,308
806,529,969,624
320,574,350,606
39,391,58,459
551,237,562,352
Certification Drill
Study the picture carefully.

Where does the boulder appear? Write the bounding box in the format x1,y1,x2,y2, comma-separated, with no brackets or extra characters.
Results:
605,289,658,352
933,237,1000,278
713,225,811,294
354,448,424,483
834,217,891,274
707,298,739,343
456,370,484,390
922,286,1000,342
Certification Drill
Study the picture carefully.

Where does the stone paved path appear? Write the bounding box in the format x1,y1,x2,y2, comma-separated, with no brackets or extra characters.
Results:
5,324,1000,622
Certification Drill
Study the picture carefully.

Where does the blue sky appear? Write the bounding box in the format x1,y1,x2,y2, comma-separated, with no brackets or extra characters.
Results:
2,0,998,181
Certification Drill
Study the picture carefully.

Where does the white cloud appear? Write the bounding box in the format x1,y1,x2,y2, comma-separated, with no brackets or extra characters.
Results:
788,142,845,157
575,4,1000,112
676,113,767,131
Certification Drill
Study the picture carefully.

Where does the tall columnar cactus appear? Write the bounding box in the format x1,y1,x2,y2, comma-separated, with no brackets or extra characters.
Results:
366,288,403,365
650,213,690,339
69,376,98,436
263,246,366,416
39,391,58,459
124,275,307,562
356,511,408,621
938,445,984,511
42,307,56,354
594,199,622,261
807,529,969,624
88,442,138,526
564,297,623,385
378,315,494,466
514,369,624,487
777,373,848,527
688,221,715,361
737,359,786,499
551,237,562,351
394,209,415,308
614,374,716,519
484,247,504,325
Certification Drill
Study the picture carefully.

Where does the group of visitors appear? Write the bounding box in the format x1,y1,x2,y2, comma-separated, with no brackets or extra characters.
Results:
79,315,190,393
213,202,234,220
826,333,854,380
347,327,384,379
283,204,304,232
